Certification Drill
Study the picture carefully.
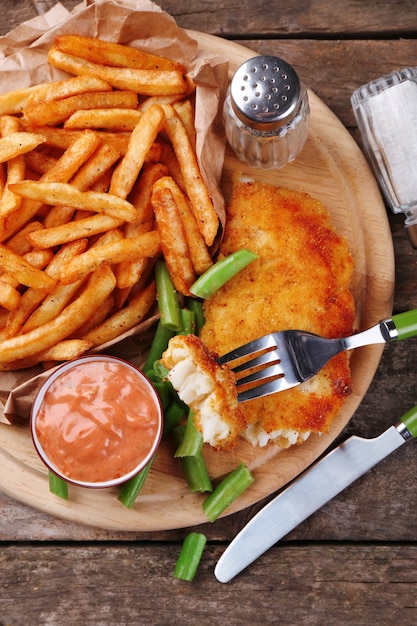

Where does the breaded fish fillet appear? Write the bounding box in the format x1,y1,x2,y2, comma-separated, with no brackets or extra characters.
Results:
162,334,245,449
199,177,355,448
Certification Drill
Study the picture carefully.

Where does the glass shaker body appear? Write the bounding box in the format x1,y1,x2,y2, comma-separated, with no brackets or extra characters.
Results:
352,67,417,246
223,56,310,170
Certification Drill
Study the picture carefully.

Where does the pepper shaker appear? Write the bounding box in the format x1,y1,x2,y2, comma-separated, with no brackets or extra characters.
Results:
223,55,310,169
352,67,417,247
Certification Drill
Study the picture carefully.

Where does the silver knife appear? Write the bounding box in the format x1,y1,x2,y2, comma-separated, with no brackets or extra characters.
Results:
215,405,417,583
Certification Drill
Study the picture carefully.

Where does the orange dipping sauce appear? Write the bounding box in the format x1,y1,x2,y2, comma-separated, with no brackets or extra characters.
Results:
31,356,163,488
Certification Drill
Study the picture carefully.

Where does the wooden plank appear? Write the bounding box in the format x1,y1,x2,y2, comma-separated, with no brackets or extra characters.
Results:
1,543,417,624
2,0,417,38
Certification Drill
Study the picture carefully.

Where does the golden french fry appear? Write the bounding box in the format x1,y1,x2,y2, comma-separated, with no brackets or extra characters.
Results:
162,104,219,246
109,104,165,199
25,150,58,176
0,249,54,289
0,339,93,371
128,162,168,224
82,280,156,347
0,85,45,116
27,214,123,249
60,230,161,285
23,278,87,333
44,143,121,228
0,244,55,290
64,108,142,131
9,181,139,223
53,35,185,72
24,75,112,107
41,130,102,183
21,124,132,155
0,264,116,363
154,176,213,274
173,99,196,150
24,89,138,126
48,48,189,96
0,132,46,162
70,293,115,337
0,280,20,311
5,221,44,255
151,184,196,295
115,220,154,289
4,239,88,338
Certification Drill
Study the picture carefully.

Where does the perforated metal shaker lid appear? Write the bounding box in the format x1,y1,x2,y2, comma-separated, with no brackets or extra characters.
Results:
230,56,302,131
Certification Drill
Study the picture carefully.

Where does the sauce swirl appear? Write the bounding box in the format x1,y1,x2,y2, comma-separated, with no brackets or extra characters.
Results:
33,358,162,485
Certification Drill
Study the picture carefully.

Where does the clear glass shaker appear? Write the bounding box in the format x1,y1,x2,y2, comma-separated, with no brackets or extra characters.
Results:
352,67,417,247
223,55,310,170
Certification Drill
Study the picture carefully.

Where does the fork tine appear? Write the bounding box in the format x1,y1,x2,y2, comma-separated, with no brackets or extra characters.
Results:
235,361,285,387
237,375,297,402
217,334,276,366
231,349,280,375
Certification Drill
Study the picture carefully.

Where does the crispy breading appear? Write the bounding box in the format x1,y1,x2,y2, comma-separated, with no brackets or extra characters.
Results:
199,177,355,448
162,333,246,449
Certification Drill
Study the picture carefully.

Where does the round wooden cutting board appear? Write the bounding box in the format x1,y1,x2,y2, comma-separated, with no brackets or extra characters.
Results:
0,32,394,531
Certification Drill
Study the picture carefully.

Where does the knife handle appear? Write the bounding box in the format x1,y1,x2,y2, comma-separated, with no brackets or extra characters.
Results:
400,404,417,438
392,309,417,340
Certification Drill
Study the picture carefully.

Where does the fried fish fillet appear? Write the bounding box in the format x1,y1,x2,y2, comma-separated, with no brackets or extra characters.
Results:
162,333,245,449
199,177,355,448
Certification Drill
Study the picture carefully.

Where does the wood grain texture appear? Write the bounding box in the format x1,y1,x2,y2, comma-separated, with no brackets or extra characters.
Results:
1,543,417,625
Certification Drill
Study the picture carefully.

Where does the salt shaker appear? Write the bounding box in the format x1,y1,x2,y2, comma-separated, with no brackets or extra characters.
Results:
352,67,417,247
223,55,310,170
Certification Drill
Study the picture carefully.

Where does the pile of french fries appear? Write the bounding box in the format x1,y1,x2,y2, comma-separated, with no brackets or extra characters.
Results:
0,35,219,371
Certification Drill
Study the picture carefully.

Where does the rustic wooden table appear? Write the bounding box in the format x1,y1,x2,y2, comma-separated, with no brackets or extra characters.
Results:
1,1,417,624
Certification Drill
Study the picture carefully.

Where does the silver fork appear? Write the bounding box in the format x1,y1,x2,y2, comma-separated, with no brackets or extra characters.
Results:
217,309,417,402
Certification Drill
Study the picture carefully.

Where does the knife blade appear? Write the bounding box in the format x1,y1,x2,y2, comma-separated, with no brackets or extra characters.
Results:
215,405,417,583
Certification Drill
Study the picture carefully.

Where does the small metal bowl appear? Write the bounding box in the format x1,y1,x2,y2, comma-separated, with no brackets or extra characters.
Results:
30,354,163,489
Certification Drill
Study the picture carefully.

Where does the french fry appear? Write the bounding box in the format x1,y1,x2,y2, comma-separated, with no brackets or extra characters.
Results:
23,278,87,333
0,132,46,162
21,124,132,155
0,85,45,116
59,230,161,284
173,99,196,151
48,47,189,96
41,130,102,183
4,240,88,338
154,176,213,274
0,264,116,363
162,104,219,246
151,184,196,295
109,104,165,199
24,89,138,126
0,244,55,289
115,220,154,289
44,143,121,228
53,35,185,73
27,214,123,249
5,221,44,255
69,293,114,338
0,280,20,311
82,280,156,347
24,75,112,107
64,108,142,131
0,249,54,288
9,181,140,223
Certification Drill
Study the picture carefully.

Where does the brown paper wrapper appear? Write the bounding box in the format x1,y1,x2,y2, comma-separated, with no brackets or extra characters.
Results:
0,0,229,423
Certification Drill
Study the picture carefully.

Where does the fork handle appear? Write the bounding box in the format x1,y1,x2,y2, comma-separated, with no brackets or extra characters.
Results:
392,309,417,340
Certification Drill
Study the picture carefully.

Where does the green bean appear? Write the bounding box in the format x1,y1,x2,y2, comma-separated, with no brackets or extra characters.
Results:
48,471,68,500
174,410,203,457
189,249,258,299
178,307,196,336
155,260,182,331
173,532,207,581
143,319,175,373
117,455,156,509
163,400,187,438
173,425,213,493
188,298,205,335
202,462,254,522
